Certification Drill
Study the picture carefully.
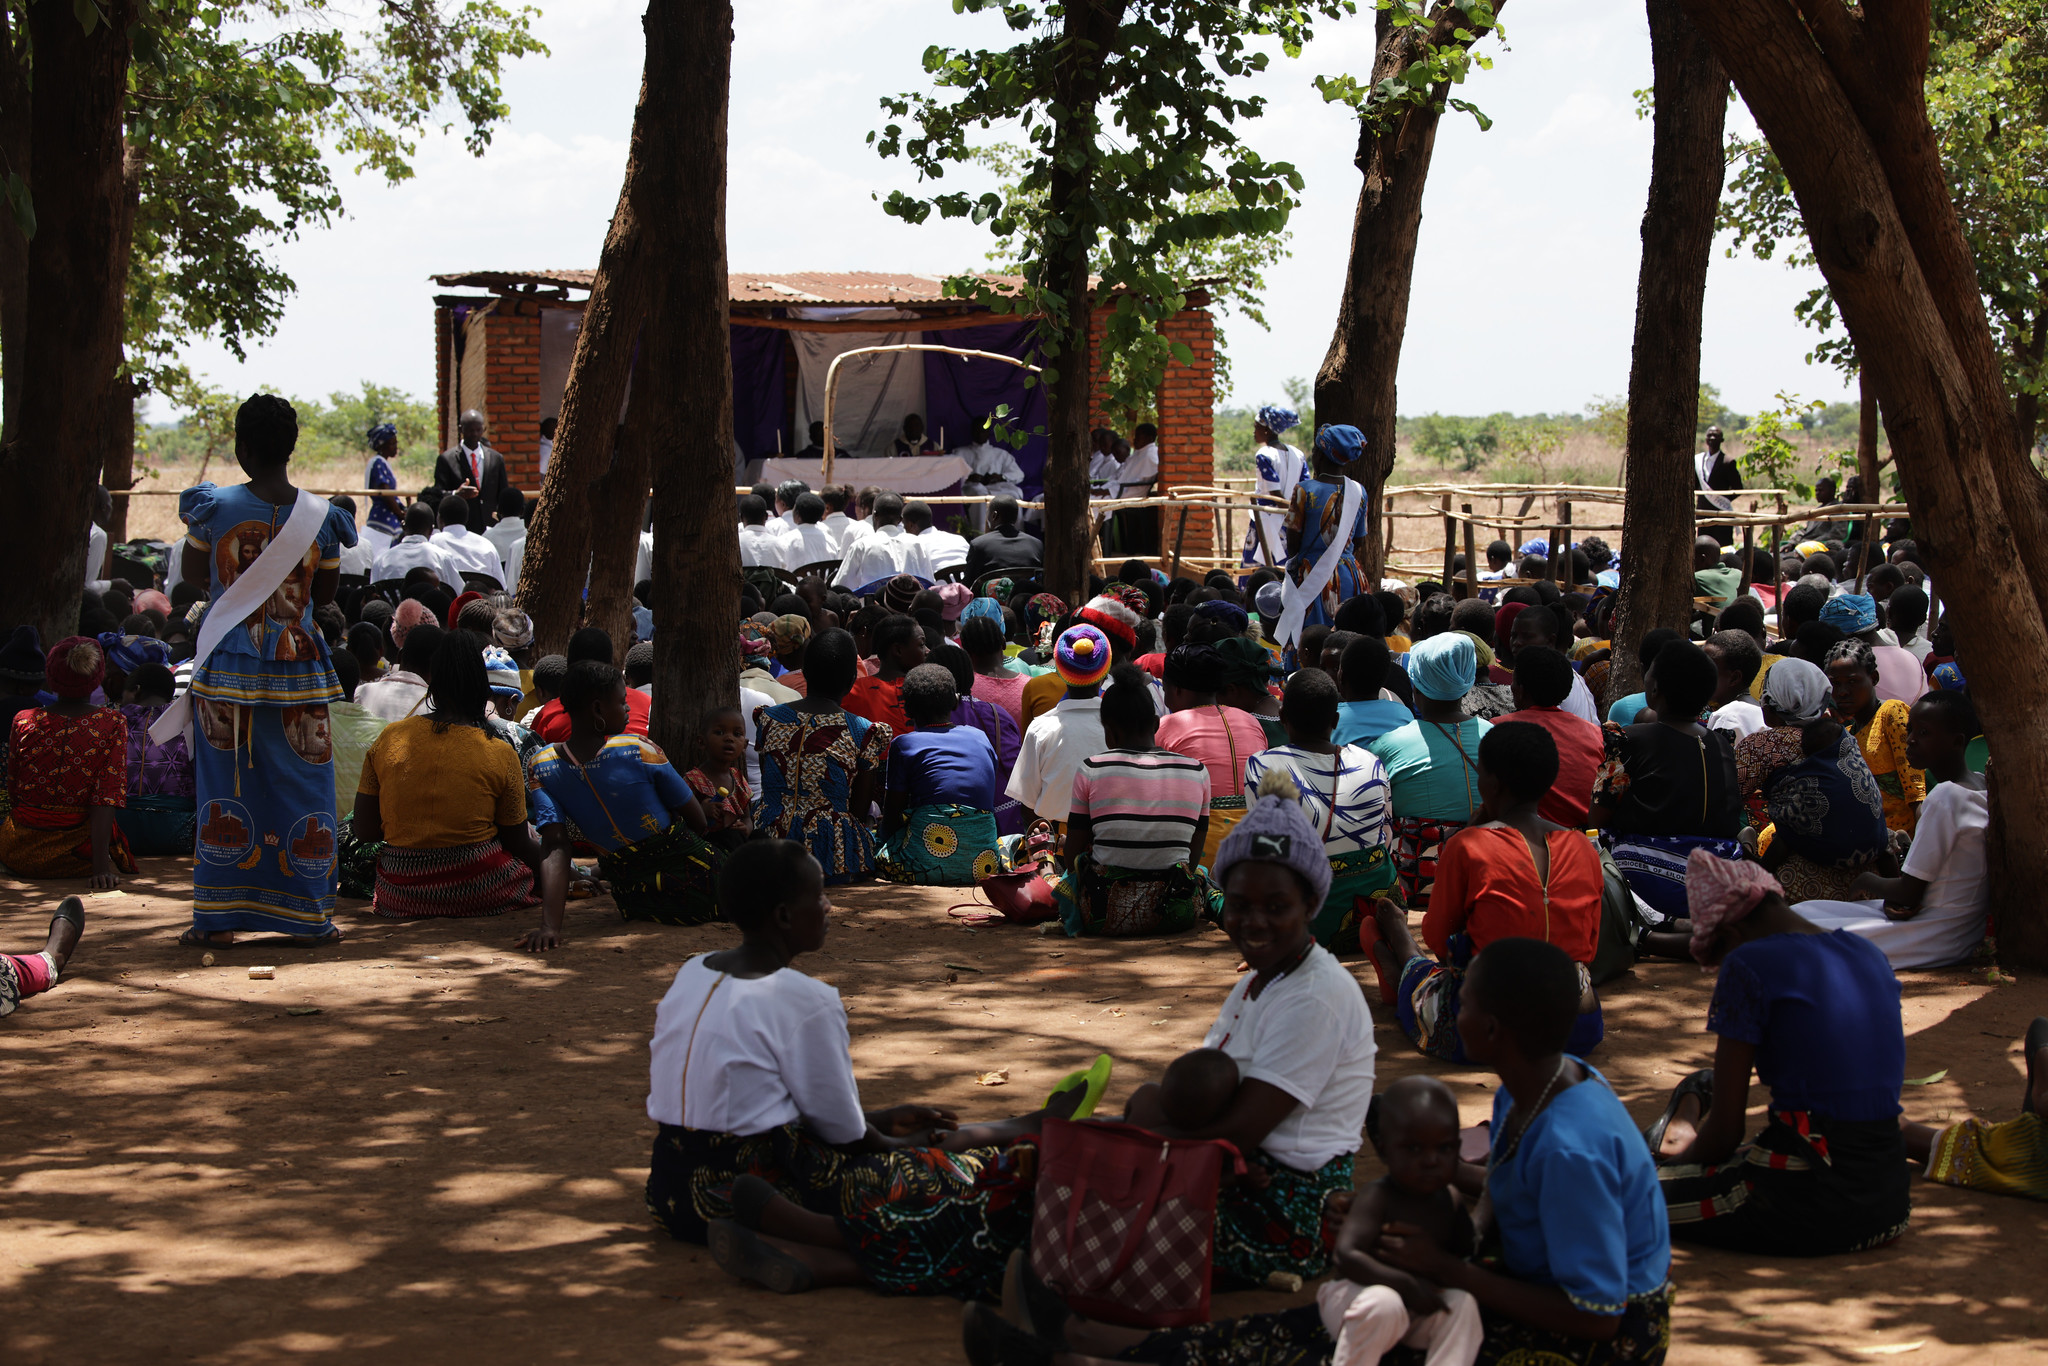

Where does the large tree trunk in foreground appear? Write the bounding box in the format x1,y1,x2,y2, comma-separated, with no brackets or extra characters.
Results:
1608,0,1725,702
1038,0,1126,605
0,0,132,642
1679,0,2048,966
586,395,654,660
0,7,30,450
643,0,739,759
517,68,654,658
98,141,143,546
1314,0,1503,585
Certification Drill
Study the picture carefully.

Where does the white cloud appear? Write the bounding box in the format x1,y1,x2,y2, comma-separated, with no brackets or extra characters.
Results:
155,0,1851,425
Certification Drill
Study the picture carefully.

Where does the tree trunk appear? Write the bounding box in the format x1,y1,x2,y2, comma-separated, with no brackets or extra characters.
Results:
1313,1,1504,586
515,72,654,659
98,140,143,547
642,0,738,759
0,0,132,642
1037,0,1126,604
1678,0,2048,967
1853,369,1879,585
585,393,653,660
1608,0,1725,702
2013,295,2044,456
0,6,30,450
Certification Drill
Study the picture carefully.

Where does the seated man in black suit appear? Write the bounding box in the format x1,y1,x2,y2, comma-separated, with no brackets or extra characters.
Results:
963,494,1043,583
435,408,507,531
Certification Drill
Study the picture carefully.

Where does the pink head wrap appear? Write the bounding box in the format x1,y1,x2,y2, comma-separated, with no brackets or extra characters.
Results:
134,589,173,616
1684,848,1783,963
391,597,435,648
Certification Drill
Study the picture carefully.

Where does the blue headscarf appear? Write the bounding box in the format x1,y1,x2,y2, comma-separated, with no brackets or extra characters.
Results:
1256,405,1300,438
1819,592,1878,634
1313,424,1365,465
97,631,172,676
1519,537,1550,560
1931,661,1967,692
1406,631,1475,702
960,596,1004,627
1192,599,1249,635
366,422,397,449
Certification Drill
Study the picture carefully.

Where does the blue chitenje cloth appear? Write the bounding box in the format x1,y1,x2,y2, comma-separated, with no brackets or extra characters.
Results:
1256,404,1300,436
180,483,355,936
365,451,404,535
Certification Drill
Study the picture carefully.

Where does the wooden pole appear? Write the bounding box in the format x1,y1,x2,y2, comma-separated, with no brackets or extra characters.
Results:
1549,500,1567,591
1440,492,1455,587
1772,493,1786,619
1168,502,1190,582
1252,500,1277,570
1495,492,1506,543
1462,502,1478,597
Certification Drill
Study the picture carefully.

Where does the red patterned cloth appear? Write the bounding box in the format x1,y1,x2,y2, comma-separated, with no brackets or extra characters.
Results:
9,706,128,810
1389,813,1469,911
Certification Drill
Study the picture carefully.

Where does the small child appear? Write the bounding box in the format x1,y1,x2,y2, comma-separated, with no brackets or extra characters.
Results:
684,706,753,852
1322,1076,1481,1366
1158,1047,1240,1129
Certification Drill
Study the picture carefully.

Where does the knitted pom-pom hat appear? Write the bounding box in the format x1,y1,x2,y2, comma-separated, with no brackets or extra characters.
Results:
1210,767,1332,908
1054,623,1112,687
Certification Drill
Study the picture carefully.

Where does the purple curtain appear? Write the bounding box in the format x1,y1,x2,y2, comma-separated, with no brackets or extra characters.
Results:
922,321,1050,498
730,324,787,465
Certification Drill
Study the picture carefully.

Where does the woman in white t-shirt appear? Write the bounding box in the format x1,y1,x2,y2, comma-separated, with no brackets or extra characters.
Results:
1121,768,1377,1288
649,838,1084,1298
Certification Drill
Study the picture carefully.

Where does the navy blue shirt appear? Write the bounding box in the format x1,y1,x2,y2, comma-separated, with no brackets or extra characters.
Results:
1708,930,1904,1122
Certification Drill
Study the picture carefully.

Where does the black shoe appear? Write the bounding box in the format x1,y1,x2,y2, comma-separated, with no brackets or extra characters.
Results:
2023,1017,2048,1116
1644,1069,1714,1156
1000,1249,1070,1350
962,1301,1054,1366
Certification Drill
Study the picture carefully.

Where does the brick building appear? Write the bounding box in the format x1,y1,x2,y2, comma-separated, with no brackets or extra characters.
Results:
429,269,1220,553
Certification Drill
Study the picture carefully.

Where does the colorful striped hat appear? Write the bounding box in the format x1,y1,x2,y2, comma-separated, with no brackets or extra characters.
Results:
1054,623,1112,687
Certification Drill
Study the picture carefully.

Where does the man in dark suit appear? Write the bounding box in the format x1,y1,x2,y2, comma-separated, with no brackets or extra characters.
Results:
963,495,1043,583
435,408,507,532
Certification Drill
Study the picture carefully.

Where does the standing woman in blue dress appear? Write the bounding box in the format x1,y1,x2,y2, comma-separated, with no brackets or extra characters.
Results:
177,395,358,947
361,422,406,557
1276,424,1372,651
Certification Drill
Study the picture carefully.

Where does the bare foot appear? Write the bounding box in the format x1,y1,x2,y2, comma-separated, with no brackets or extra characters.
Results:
1659,1094,1703,1158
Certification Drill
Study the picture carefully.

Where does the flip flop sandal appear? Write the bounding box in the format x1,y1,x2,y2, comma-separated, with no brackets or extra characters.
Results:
1644,1068,1715,1155
176,926,230,949
1043,1053,1113,1119
706,1219,812,1294
294,928,346,947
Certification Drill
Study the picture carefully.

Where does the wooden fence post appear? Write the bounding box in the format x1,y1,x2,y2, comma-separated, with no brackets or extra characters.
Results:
1462,502,1478,597
1441,493,1455,586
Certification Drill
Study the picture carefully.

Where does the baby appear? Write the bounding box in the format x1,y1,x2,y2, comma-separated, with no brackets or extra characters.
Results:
1158,1047,1240,1129
1323,1076,1481,1366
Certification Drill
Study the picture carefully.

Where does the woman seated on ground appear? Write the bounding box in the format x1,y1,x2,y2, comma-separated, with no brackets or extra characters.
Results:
1906,1016,2047,1203
929,644,1024,836
874,663,1000,886
1795,690,1991,970
1720,656,1890,903
1589,637,1742,923
113,661,196,856
754,627,892,886
1646,851,1912,1255
1825,636,1924,844
352,630,543,920
655,839,1095,1298
0,637,134,888
1216,636,1286,747
1243,667,1393,947
520,660,722,946
1156,642,1275,873
0,896,84,1021
1362,723,1607,1063
961,610,1030,729
1367,631,1491,909
1049,664,1212,937
973,939,1673,1366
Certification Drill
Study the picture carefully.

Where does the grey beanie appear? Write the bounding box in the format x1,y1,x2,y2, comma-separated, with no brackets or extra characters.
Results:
1210,768,1332,907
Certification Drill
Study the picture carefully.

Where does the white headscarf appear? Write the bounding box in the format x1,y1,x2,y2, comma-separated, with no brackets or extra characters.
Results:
1762,657,1833,725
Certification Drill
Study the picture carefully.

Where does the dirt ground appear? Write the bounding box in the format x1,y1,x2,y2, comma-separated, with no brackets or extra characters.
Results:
2,860,2042,1365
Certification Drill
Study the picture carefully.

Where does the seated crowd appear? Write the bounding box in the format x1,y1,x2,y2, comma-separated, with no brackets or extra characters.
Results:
7,400,2037,1366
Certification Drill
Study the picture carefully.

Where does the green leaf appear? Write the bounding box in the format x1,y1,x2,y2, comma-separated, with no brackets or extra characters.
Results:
1901,1070,1948,1086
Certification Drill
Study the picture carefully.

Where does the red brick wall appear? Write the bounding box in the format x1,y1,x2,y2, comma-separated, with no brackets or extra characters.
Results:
1158,306,1216,557
484,300,544,487
435,306,452,454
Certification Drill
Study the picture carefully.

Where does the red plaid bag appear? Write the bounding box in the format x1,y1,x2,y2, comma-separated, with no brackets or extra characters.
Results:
1029,1117,1241,1329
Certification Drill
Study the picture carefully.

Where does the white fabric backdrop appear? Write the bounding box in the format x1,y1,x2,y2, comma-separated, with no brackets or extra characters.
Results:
790,328,928,460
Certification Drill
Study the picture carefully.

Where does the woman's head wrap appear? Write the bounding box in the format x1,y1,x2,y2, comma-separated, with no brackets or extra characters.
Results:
1214,636,1278,692
391,598,435,648
45,635,105,699
1818,592,1878,634
490,610,534,652
1761,656,1833,725
738,621,775,661
984,577,1016,604
1454,630,1496,671
1406,631,1476,702
1109,582,1151,619
448,590,486,630
1077,595,1138,651
1493,601,1527,648
1313,424,1365,465
1024,592,1068,653
935,582,974,621
1164,642,1227,695
1256,404,1300,437
0,624,48,683
771,614,812,654
960,596,1004,628
1191,599,1249,636
481,646,523,701
1254,581,1285,621
1519,537,1550,560
1685,848,1783,964
366,421,398,449
1212,767,1332,909
134,589,172,617
1054,624,1112,687
1931,660,1967,692
97,631,172,676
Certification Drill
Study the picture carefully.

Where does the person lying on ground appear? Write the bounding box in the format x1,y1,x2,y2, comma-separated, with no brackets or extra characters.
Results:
0,896,83,1020
1905,1016,2048,1203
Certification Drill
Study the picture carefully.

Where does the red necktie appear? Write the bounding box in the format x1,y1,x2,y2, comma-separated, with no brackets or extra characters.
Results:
470,448,481,486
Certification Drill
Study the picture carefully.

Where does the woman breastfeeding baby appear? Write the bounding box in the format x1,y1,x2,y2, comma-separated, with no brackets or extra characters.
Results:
654,781,1379,1300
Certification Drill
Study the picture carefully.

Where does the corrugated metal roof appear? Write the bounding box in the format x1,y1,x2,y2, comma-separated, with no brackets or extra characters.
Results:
428,268,1027,307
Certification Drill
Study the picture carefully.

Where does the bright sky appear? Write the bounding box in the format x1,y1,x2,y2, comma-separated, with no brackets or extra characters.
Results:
159,0,1855,425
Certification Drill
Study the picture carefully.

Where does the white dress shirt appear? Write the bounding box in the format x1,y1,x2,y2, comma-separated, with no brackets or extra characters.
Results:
782,522,839,573
433,525,506,586
636,530,655,586
820,511,858,555
86,523,111,593
485,517,526,577
503,533,528,593
916,526,972,572
1115,442,1160,498
371,534,459,586
738,522,789,569
834,523,933,588
337,540,377,578
536,436,553,479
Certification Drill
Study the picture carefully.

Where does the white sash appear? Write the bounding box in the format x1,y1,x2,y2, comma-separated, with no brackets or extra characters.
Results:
1695,452,1733,511
151,489,328,746
1276,475,1362,648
